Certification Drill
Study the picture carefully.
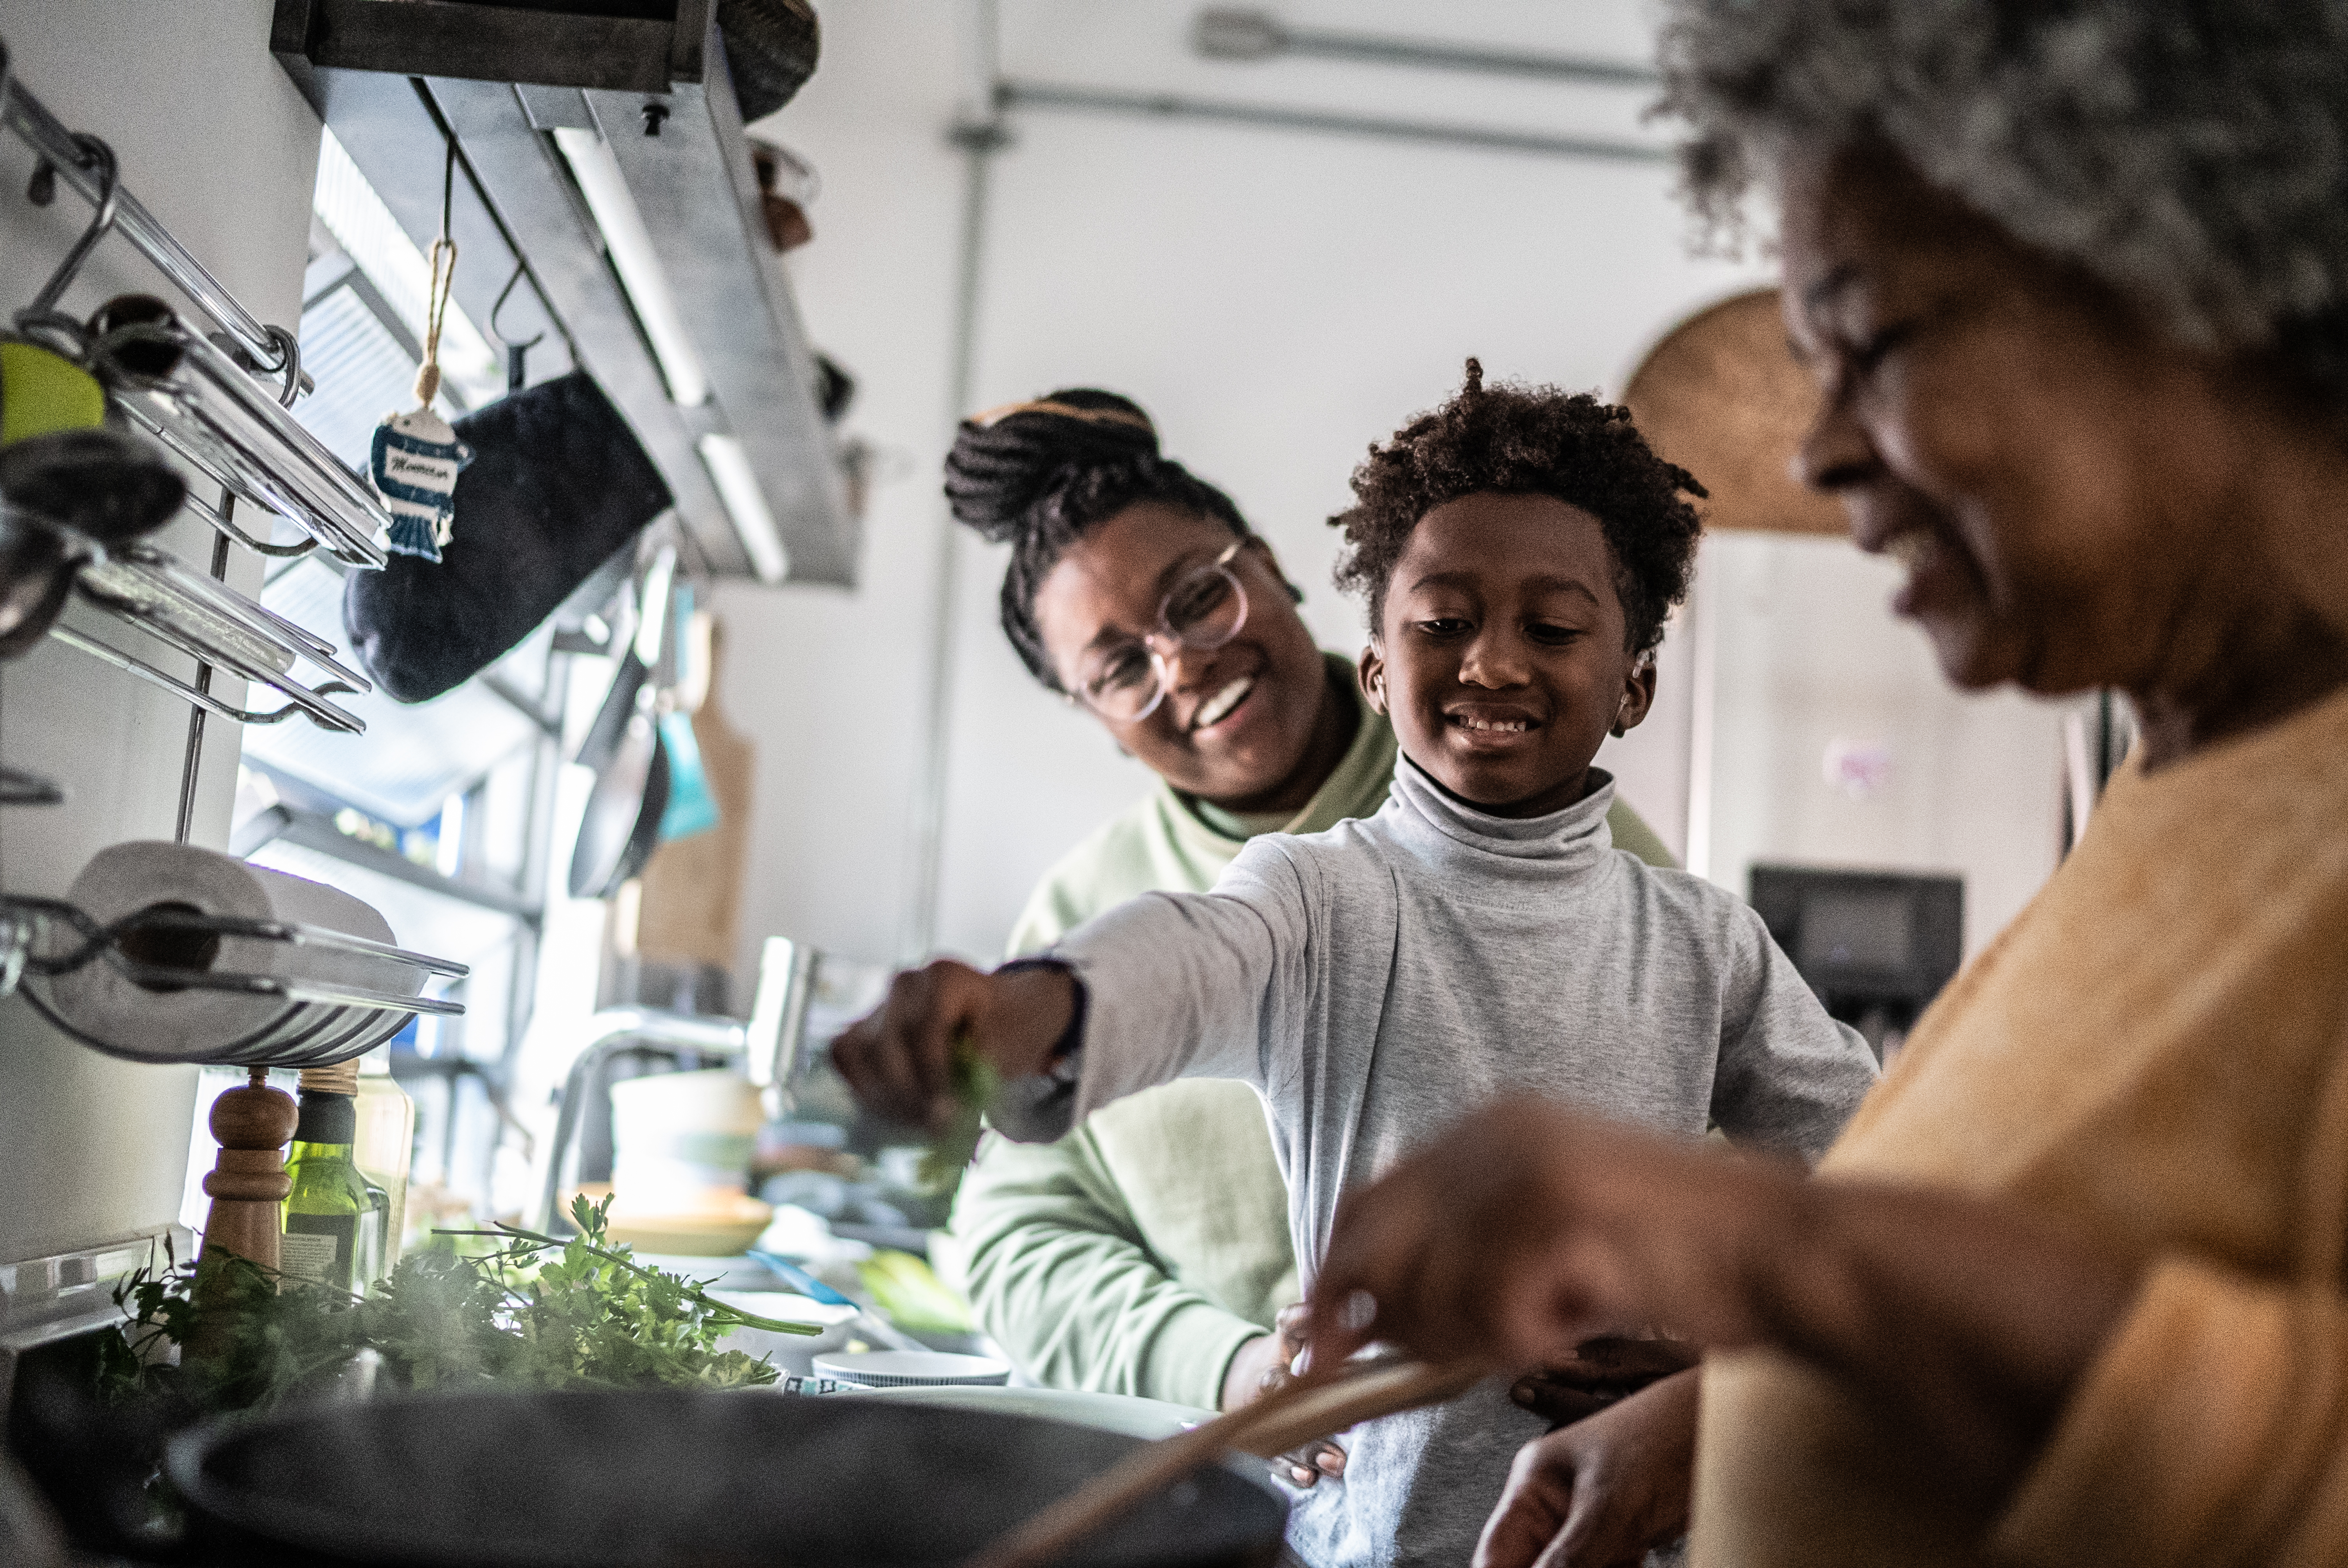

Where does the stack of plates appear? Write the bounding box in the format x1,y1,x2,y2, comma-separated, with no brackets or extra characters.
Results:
811,1350,1012,1389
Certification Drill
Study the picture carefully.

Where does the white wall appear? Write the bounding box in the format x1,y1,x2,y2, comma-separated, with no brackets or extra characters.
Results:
722,0,1772,973
0,0,320,1263
1698,535,2068,957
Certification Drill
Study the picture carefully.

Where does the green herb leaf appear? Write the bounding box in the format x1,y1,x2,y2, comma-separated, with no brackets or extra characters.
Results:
920,1037,1000,1193
96,1192,823,1421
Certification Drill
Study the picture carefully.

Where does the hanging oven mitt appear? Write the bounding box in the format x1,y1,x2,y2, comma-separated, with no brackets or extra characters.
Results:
341,370,673,703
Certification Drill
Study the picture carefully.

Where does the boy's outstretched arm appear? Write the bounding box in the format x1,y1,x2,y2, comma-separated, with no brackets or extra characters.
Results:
832,959,1077,1131
833,854,1299,1138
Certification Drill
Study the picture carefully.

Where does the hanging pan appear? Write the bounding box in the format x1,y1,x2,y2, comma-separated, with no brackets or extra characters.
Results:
567,701,670,900
567,548,678,899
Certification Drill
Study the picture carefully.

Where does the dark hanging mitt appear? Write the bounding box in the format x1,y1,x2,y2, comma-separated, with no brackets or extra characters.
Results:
717,0,819,122
342,370,672,704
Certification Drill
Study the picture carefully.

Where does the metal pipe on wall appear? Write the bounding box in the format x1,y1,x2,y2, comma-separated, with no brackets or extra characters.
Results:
996,81,1671,165
1192,8,1664,88
1682,559,1720,881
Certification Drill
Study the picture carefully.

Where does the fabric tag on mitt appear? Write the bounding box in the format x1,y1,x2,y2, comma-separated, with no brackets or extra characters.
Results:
369,406,472,562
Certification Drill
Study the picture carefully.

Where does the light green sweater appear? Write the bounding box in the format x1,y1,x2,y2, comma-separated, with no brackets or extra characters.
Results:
949,655,1678,1409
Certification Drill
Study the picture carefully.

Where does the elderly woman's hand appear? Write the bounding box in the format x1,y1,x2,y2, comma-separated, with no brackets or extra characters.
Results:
1305,1099,2146,1517
1303,1101,1791,1370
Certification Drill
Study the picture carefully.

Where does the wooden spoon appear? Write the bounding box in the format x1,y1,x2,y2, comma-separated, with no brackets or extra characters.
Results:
963,1358,1485,1568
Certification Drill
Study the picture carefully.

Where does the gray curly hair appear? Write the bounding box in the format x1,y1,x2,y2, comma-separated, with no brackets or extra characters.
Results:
1657,0,2348,396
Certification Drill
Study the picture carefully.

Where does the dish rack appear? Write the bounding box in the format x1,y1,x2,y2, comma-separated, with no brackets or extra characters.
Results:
0,894,468,1069
1,46,396,804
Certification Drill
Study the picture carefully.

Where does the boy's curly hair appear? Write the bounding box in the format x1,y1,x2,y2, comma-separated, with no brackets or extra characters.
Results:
1330,360,1705,654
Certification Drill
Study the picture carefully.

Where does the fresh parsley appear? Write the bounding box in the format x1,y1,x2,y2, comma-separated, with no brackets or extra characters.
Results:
99,1194,819,1416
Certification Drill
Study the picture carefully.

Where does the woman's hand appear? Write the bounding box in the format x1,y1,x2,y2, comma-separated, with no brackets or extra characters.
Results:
830,959,1077,1131
1304,1099,2146,1518
1477,1368,1699,1568
1304,1100,1792,1371
1224,1304,1347,1488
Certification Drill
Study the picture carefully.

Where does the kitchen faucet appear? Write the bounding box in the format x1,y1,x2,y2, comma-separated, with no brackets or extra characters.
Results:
535,936,817,1232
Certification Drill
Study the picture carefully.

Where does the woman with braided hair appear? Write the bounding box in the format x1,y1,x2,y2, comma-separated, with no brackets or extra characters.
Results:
943,388,1682,1489
1297,3,2348,1566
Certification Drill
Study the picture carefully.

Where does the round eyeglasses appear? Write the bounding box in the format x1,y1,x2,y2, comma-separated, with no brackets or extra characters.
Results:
1071,540,1250,723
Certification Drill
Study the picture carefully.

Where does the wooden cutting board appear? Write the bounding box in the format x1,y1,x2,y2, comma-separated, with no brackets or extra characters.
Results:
636,616,755,977
1622,287,1846,538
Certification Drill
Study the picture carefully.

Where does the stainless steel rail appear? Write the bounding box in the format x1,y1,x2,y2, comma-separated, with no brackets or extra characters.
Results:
97,318,392,567
54,533,371,734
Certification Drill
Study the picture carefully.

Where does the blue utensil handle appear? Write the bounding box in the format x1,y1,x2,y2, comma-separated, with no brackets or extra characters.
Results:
748,1248,854,1307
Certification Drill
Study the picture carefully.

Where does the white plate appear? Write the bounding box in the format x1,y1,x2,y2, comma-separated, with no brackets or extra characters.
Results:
812,1349,1010,1387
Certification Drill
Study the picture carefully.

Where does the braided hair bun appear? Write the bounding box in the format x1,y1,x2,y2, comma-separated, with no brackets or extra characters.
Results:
944,389,1251,689
946,390,1159,541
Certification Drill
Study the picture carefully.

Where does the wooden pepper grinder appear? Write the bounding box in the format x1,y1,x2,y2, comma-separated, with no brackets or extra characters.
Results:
198,1068,297,1274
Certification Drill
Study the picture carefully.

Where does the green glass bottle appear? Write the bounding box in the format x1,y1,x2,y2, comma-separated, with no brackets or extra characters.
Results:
281,1061,370,1295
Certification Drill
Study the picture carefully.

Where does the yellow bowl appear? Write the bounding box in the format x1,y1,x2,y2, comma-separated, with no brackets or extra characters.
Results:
568,1185,773,1257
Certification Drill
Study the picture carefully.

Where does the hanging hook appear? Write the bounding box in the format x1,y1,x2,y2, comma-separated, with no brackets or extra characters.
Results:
488,260,546,394
265,324,303,408
23,133,119,322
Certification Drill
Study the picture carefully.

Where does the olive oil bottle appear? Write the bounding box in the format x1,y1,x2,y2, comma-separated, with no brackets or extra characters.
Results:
281,1061,371,1294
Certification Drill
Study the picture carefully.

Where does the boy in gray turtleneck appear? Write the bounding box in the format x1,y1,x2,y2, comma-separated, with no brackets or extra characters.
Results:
832,363,1877,1568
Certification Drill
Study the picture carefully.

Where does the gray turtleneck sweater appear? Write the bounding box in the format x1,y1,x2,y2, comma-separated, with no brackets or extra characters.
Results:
1014,758,1878,1568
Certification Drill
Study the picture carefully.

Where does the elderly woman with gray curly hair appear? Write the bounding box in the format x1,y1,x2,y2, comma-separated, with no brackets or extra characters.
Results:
1300,3,2348,1566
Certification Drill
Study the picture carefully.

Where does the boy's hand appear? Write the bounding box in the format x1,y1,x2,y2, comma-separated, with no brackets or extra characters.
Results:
1476,1368,1698,1568
830,959,1077,1131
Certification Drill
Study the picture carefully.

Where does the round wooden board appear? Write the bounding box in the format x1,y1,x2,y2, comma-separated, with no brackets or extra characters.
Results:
1622,288,1847,538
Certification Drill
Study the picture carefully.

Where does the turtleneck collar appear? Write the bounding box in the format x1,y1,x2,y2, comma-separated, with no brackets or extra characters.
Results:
1388,751,1618,867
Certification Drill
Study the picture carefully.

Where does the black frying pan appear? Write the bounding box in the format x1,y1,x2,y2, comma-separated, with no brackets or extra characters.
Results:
165,1388,1286,1568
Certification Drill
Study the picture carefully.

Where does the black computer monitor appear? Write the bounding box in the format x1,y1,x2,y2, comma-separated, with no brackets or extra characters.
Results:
1747,865,1963,1059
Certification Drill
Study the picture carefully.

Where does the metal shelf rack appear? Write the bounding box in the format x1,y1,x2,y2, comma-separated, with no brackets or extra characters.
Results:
0,48,392,744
